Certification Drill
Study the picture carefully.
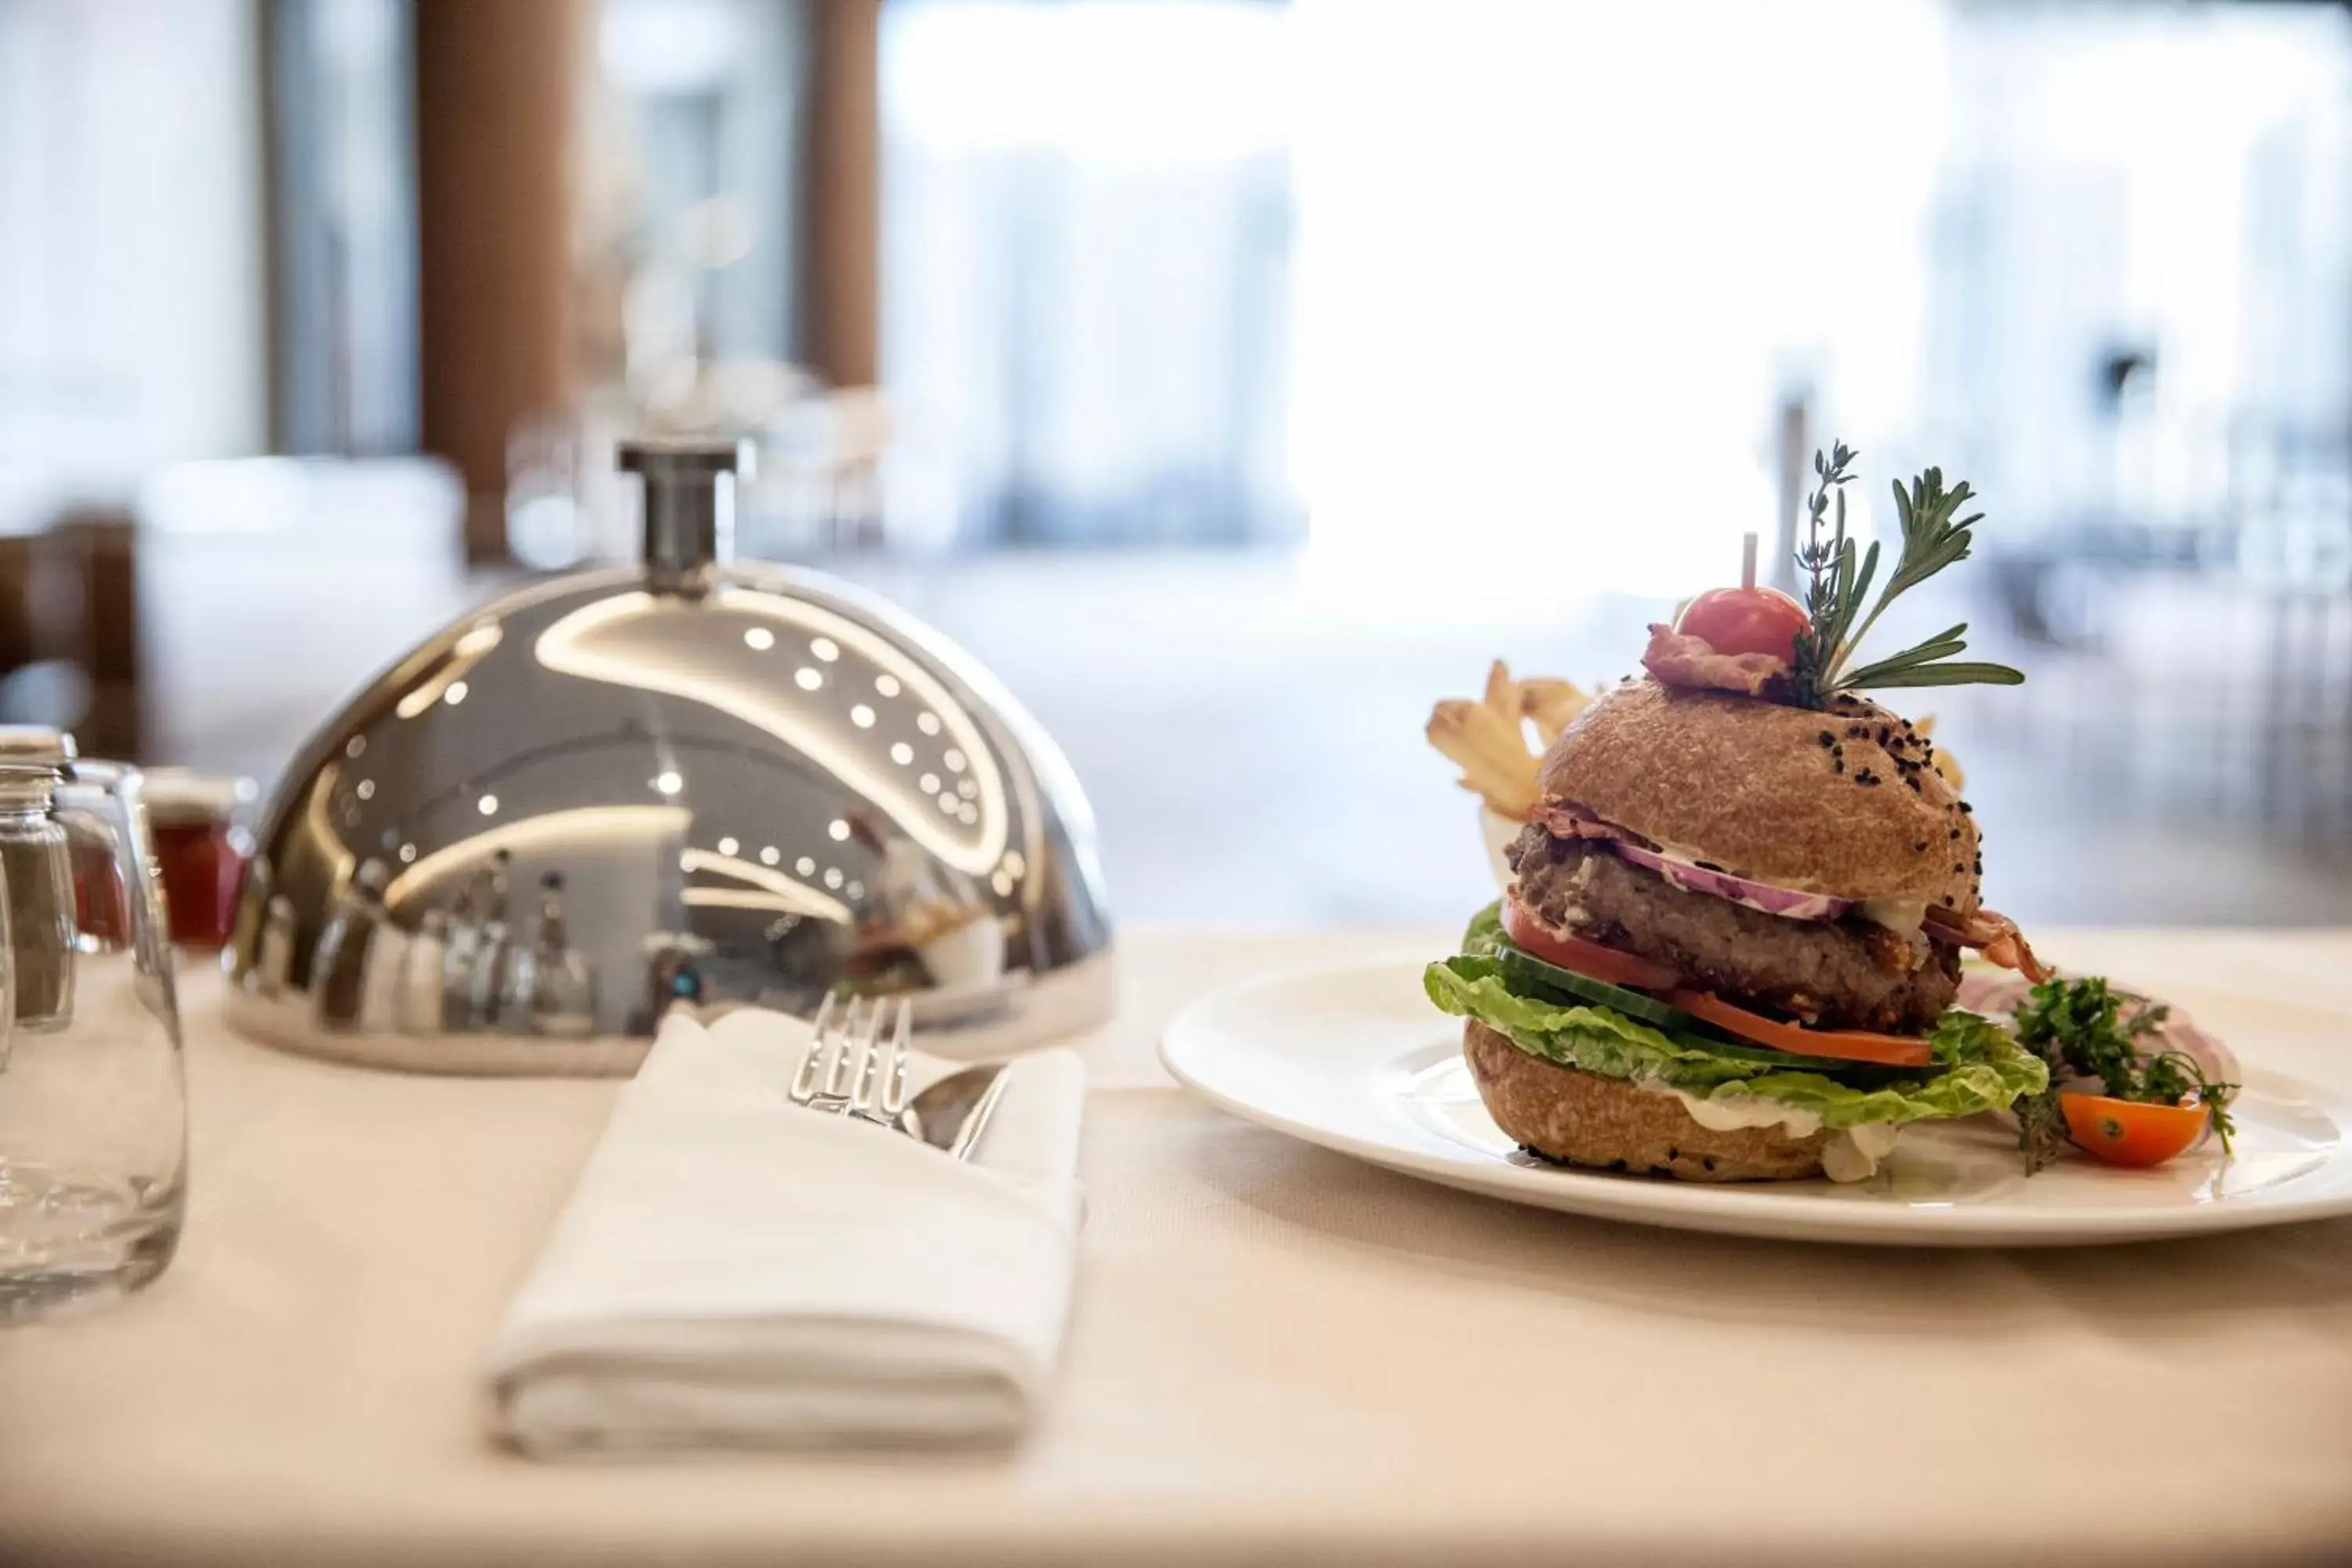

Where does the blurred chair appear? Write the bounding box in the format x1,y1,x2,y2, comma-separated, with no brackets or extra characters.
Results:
0,506,143,760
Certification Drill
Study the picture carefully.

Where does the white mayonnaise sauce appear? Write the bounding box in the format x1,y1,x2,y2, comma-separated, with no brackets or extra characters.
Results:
1820,1122,1903,1183
1653,1085,1901,1183
1856,895,1929,936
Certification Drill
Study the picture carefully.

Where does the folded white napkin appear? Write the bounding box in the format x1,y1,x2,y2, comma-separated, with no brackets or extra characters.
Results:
485,1007,1085,1457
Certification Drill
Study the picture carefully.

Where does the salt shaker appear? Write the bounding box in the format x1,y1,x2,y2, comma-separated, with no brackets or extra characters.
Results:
0,727,81,1044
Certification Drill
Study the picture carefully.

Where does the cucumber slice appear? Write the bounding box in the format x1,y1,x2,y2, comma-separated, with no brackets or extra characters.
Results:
1496,944,1931,1080
1496,946,1696,1033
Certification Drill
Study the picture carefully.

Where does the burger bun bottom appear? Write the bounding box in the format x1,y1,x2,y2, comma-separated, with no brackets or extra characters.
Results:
1464,1020,1826,1183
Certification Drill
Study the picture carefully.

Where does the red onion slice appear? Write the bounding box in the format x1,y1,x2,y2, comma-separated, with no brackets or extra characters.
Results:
1610,841,1853,922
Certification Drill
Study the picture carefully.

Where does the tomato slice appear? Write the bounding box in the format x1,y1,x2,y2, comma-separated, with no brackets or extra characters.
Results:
2060,1093,2208,1167
1664,988,1935,1068
1501,898,1934,1068
1501,898,1680,991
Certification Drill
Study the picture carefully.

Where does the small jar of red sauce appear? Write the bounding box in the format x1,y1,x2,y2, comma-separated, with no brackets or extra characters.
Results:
142,769,257,950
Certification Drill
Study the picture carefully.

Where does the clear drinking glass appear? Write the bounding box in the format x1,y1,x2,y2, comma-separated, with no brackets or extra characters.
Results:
0,757,185,1320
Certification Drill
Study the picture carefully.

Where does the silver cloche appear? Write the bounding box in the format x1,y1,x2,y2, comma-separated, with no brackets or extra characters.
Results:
223,439,1114,1073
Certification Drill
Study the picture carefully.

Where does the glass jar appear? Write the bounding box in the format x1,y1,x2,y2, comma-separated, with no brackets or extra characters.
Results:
0,758,185,1319
141,768,258,951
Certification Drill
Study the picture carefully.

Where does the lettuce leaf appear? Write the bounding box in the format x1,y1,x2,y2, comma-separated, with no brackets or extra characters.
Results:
1459,900,1510,960
1426,905,2047,1131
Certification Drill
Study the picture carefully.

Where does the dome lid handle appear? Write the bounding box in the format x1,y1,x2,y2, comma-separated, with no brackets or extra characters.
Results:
618,437,754,591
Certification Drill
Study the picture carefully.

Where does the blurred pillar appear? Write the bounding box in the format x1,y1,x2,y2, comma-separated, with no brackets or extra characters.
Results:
413,0,583,563
802,0,881,387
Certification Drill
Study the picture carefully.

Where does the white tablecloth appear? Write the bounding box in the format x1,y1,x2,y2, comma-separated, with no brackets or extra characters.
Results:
3,927,2351,1567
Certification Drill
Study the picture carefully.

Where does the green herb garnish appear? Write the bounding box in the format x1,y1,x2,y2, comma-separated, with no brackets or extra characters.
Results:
1787,444,2027,710
2010,975,2239,1163
2015,1081,2071,1174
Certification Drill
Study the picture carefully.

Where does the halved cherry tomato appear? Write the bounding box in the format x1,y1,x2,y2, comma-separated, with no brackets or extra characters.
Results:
1675,586,1809,665
2060,1093,2208,1167
1664,988,1934,1068
1502,898,1680,991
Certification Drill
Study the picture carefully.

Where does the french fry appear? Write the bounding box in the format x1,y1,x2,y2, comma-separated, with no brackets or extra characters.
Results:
1519,677,1590,746
1482,659,1520,720
1425,699,1541,819
1429,662,1598,819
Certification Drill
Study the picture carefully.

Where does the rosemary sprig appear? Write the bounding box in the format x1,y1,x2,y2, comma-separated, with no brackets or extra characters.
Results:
1784,447,2026,710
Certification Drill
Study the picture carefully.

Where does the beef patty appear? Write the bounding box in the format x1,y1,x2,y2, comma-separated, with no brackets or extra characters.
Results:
1507,826,1959,1034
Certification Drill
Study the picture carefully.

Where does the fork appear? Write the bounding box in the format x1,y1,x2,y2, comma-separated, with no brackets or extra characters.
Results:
789,994,911,1128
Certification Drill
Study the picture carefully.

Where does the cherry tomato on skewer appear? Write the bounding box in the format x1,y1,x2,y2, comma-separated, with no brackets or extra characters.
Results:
1675,586,1809,665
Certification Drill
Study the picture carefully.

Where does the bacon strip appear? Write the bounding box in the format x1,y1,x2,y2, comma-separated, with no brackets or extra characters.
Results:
1640,622,1788,697
1981,930,2053,985
1527,800,1632,842
1926,905,2053,983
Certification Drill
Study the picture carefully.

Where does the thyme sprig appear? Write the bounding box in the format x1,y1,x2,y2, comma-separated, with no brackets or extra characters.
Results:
1784,445,2026,710
1788,443,1862,706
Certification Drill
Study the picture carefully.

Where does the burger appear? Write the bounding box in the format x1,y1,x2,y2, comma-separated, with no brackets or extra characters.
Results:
1429,679,2051,1182
1425,454,2052,1183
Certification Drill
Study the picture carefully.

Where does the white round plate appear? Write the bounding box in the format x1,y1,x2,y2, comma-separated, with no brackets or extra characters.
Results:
1160,957,2352,1247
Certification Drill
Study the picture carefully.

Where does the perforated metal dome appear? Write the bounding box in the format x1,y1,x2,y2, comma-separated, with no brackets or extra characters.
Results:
223,441,1113,1073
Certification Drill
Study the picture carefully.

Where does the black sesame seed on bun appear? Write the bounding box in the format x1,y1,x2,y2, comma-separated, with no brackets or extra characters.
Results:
1534,680,1979,912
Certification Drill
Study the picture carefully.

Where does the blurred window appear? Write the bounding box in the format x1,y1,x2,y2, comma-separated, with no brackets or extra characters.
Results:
1925,4,2352,550
1289,0,2352,596
880,0,1295,548
589,0,807,387
876,0,2352,583
0,0,267,488
1287,0,1952,600
267,0,419,456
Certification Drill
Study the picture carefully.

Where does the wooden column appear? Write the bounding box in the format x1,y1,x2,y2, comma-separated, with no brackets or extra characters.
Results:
413,0,583,562
802,0,882,388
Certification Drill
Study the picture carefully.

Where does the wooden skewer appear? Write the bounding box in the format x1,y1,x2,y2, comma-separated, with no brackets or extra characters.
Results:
1740,531,1759,591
